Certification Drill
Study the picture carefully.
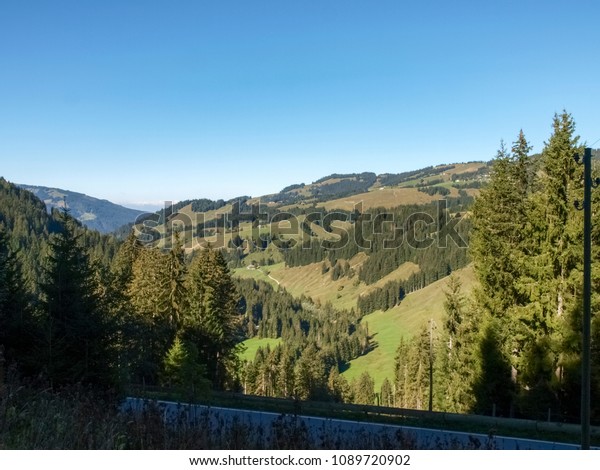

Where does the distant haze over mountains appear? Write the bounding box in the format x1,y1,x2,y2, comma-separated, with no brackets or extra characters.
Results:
16,162,492,234
120,202,165,212
18,184,146,234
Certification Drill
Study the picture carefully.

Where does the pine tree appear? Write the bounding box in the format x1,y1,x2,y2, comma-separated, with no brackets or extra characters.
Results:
166,231,187,331
471,141,529,315
276,347,296,397
469,112,586,419
0,224,32,369
162,336,210,399
380,377,393,407
515,111,583,417
40,209,115,386
111,230,142,289
293,344,326,400
327,367,352,403
353,371,375,405
127,247,173,383
436,274,479,413
184,249,241,389
470,132,536,415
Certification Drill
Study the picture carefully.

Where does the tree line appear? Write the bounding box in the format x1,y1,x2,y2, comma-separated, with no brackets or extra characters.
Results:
390,112,600,422
0,183,241,391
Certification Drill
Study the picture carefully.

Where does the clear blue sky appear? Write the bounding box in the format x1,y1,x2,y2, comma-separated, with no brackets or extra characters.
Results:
1,0,599,210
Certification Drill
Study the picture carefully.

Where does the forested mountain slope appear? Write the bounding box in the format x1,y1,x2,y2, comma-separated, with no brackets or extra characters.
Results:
18,184,145,233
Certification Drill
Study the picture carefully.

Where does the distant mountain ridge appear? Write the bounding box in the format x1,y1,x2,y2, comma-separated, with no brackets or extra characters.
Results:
18,184,145,234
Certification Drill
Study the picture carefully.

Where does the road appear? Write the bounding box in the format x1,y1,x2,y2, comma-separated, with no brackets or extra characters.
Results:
123,398,587,450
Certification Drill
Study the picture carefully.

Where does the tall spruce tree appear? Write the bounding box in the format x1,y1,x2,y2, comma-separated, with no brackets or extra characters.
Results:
470,112,587,419
127,247,170,383
353,371,375,405
184,249,241,389
515,111,584,418
470,132,535,415
435,274,479,413
471,140,529,315
40,209,115,386
0,224,32,370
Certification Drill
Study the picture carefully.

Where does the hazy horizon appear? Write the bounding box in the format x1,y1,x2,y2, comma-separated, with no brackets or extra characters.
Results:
11,155,489,212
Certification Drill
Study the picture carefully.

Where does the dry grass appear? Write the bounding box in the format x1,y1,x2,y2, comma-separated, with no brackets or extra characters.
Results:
0,377,423,449
234,258,421,312
318,187,437,211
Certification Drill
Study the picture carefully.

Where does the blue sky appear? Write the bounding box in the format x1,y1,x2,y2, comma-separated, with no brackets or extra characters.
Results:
1,1,599,210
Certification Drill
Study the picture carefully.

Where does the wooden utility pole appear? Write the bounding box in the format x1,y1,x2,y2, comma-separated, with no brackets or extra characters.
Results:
575,147,593,450
429,318,435,412
581,147,592,450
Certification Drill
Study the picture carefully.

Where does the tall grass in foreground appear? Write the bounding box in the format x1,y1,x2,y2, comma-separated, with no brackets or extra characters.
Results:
0,379,414,448
0,369,478,449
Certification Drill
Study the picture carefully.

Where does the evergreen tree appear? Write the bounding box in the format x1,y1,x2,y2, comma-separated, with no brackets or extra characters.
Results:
127,247,173,383
471,141,528,315
162,336,210,399
293,344,327,400
184,249,241,389
327,367,352,403
40,209,116,386
380,377,393,407
513,112,584,417
111,230,142,289
469,112,588,419
0,224,33,369
276,347,296,397
353,371,375,405
166,231,187,331
436,274,479,413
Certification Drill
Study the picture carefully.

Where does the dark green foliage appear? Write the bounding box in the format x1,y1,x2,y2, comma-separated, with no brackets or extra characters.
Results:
190,198,227,213
281,183,305,193
0,177,54,292
0,225,34,370
161,337,210,399
393,333,432,410
282,202,471,299
378,164,458,187
417,185,450,196
263,173,377,205
120,238,243,390
327,367,352,403
471,320,515,417
310,173,377,200
183,249,242,388
40,209,117,386
380,377,393,407
0,178,119,294
357,280,405,313
434,274,480,413
468,112,600,421
236,276,371,401
353,371,376,405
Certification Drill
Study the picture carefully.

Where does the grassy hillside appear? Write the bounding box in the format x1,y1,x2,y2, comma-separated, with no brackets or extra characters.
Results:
234,263,477,387
233,257,420,312
239,337,283,362
318,187,438,211
139,163,482,387
341,265,477,390
135,161,488,251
